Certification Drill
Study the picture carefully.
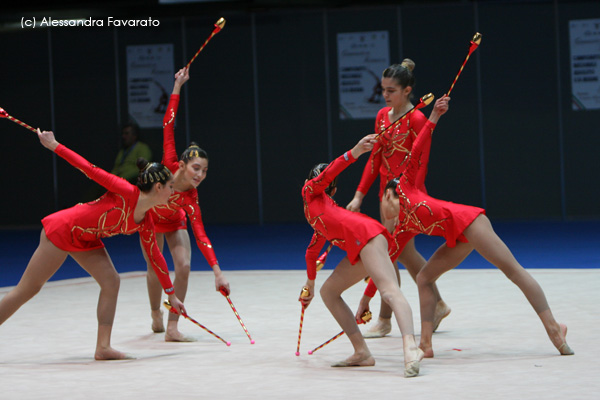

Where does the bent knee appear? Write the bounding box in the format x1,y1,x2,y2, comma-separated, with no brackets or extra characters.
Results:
319,284,330,299
15,284,44,302
100,271,121,291
416,271,433,287
319,283,340,304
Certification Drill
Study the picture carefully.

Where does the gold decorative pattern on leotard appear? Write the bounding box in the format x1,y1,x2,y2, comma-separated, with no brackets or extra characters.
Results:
70,194,137,243
370,116,414,177
184,202,213,248
303,163,346,247
163,109,175,128
303,184,328,235
396,185,447,236
140,228,170,276
74,163,99,181
153,192,184,222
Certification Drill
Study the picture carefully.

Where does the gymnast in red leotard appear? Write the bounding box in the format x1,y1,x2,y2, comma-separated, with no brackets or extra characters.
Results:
363,94,573,358
0,129,185,360
301,134,423,378
142,67,229,342
346,60,450,338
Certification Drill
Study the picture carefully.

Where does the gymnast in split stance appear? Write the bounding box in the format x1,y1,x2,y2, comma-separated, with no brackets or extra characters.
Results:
301,134,423,378
375,94,574,358
143,67,230,341
0,129,185,360
346,60,450,338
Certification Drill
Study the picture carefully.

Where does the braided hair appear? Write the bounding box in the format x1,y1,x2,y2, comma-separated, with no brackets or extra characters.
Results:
136,158,172,192
180,142,208,164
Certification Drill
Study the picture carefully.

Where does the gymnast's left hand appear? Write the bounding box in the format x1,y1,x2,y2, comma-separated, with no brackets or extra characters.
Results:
37,128,59,151
215,274,230,295
428,95,450,124
168,294,186,315
351,134,378,159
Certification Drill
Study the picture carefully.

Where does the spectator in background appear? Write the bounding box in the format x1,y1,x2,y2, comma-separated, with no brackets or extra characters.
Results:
111,122,152,184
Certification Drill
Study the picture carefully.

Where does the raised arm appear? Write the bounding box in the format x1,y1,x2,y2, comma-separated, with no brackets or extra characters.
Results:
162,68,190,167
309,134,378,196
403,96,450,187
38,129,135,196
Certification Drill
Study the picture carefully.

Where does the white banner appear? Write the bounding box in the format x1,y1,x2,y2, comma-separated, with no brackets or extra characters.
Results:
569,19,600,110
126,44,175,128
337,31,390,120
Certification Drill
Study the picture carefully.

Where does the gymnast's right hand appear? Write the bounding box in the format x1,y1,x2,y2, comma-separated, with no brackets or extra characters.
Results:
355,295,372,323
346,193,364,212
168,294,186,315
299,280,315,308
37,128,59,151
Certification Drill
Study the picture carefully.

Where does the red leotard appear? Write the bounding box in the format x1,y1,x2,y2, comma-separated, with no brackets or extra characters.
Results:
149,94,218,267
303,151,391,280
395,120,485,246
41,144,175,294
357,107,428,200
364,121,485,297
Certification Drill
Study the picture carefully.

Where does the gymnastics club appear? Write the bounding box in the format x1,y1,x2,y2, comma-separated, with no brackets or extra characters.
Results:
219,287,255,344
0,107,37,133
293,246,331,354
374,93,434,140
446,32,482,96
316,244,333,272
296,286,310,356
185,17,226,69
163,300,231,346
308,311,372,355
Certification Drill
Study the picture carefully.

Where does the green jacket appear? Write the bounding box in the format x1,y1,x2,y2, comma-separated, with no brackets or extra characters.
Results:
110,141,153,184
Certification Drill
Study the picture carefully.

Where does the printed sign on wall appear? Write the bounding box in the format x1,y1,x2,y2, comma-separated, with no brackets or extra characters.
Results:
127,44,175,127
569,19,600,110
337,31,390,119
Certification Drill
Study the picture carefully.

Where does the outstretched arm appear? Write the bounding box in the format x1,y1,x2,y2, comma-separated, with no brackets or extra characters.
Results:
38,129,135,196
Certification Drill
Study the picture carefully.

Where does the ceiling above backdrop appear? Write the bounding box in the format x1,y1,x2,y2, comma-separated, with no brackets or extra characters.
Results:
1,0,594,22
0,0,496,16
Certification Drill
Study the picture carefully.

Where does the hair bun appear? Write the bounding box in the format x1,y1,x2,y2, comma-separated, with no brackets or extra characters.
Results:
401,58,415,72
136,157,149,171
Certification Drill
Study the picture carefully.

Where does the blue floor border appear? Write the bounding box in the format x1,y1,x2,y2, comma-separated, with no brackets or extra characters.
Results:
1,220,599,288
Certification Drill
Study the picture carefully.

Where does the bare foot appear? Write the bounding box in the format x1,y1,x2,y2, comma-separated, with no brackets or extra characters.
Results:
151,309,165,333
419,344,434,358
165,330,196,342
433,301,451,332
95,347,135,361
331,352,375,367
363,317,392,339
556,324,574,355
